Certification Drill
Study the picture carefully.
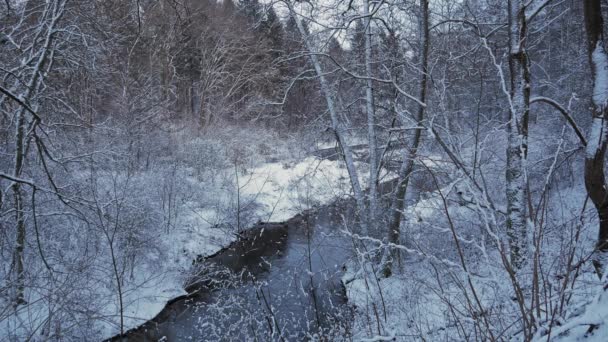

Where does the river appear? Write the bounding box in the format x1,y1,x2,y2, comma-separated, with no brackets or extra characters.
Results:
112,199,358,341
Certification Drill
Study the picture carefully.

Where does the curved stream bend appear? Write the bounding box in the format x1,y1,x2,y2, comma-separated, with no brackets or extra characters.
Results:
109,199,357,341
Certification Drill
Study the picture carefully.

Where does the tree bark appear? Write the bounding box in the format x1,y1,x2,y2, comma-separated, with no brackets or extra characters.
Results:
8,0,65,306
285,4,368,233
363,0,379,233
583,0,608,278
383,0,429,277
505,0,531,270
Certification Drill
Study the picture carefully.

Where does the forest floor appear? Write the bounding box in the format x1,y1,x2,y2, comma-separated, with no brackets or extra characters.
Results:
341,170,607,341
96,149,364,338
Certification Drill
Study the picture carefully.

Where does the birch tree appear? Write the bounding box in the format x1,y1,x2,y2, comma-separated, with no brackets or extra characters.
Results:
362,0,379,232
583,0,608,277
283,1,368,233
505,0,531,269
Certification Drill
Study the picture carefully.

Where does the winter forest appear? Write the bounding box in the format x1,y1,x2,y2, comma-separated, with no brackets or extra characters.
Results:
4,0,608,340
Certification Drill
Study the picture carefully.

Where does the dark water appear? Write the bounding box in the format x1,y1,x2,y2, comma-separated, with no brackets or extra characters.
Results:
115,200,356,341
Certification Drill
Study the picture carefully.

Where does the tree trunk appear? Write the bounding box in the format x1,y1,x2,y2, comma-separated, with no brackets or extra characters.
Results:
383,0,429,277
363,0,379,233
583,0,608,278
505,0,531,270
8,0,65,306
286,4,368,233
12,113,26,306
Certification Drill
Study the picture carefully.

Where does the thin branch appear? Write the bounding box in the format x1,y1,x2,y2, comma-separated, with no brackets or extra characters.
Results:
530,96,587,146
526,0,561,22
0,84,43,122
0,172,36,187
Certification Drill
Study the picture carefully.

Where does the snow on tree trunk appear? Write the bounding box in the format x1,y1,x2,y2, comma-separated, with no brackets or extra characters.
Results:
285,3,368,233
506,0,531,270
363,0,379,234
9,0,66,306
583,0,608,278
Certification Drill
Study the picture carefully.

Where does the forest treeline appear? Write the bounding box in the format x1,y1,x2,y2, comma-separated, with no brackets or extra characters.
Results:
2,0,608,340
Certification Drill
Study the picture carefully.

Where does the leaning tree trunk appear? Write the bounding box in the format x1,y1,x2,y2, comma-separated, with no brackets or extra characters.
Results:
285,3,368,233
383,0,429,277
583,0,608,278
505,0,531,270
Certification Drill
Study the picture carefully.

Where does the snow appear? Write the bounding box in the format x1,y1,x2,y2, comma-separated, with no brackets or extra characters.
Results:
343,259,448,341
103,268,188,336
342,181,475,340
0,148,362,341
240,157,353,221
96,156,355,338
587,42,608,157
586,117,607,158
592,43,608,108
343,164,598,341
533,278,608,342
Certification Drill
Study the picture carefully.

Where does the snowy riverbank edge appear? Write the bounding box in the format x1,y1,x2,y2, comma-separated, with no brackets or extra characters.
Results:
96,156,358,340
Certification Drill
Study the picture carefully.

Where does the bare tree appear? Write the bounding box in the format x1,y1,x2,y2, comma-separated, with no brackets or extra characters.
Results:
583,0,608,277
505,0,532,269
384,0,429,277
362,0,379,233
283,1,368,233
0,0,68,306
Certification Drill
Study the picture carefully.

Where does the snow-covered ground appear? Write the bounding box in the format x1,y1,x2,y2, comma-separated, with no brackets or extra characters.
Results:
95,156,358,338
342,174,601,341
4,130,598,341
538,286,608,342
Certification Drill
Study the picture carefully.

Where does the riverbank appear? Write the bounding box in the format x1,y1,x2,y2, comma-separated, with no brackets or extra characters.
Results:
97,155,361,340
109,198,359,341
